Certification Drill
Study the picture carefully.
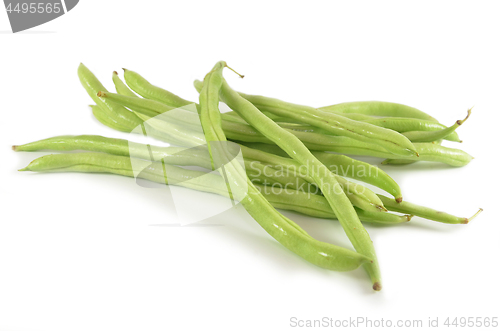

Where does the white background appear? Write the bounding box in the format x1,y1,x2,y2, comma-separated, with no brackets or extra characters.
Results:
1,1,499,330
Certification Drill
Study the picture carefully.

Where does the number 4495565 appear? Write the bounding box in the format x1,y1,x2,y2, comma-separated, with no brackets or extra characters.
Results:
6,2,62,14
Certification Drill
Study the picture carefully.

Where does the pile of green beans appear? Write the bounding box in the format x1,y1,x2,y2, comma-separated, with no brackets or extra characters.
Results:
14,61,482,291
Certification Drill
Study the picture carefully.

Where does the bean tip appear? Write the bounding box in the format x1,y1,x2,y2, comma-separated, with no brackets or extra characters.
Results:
122,68,128,72
406,214,414,222
113,71,118,76
97,91,105,98
372,282,382,291
12,145,18,151
18,167,29,172
395,196,403,203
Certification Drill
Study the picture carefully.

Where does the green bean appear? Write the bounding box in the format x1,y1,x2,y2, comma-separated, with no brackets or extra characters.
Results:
318,101,439,123
90,105,132,133
198,61,373,273
209,62,381,290
13,134,388,213
402,108,471,143
12,134,212,168
382,143,473,167
78,64,143,131
112,71,138,97
217,91,418,157
313,153,402,202
362,117,461,142
123,68,193,108
18,152,409,224
377,195,482,224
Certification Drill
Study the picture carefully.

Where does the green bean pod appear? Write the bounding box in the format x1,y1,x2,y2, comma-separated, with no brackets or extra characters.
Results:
377,195,482,224
123,68,193,108
18,152,409,224
362,117,460,142
401,108,471,143
90,105,133,133
198,61,373,273
77,64,143,131
112,71,138,97
318,101,439,123
382,143,473,167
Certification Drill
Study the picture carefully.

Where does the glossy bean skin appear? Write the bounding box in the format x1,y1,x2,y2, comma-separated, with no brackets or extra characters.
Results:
313,153,402,201
18,152,409,224
319,101,439,123
362,117,460,142
198,61,372,272
242,137,473,167
212,62,382,290
90,105,132,133
13,134,213,168
382,143,473,167
91,105,197,147
377,195,482,224
112,71,138,97
78,63,143,131
123,68,193,108
401,108,471,143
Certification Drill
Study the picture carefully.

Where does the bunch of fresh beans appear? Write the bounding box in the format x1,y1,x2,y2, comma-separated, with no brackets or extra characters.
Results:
14,62,482,291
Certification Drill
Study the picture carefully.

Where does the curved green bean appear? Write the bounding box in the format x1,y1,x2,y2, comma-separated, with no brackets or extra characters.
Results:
362,117,460,142
18,152,409,224
210,62,381,290
112,71,138,97
318,101,439,123
198,61,373,273
377,195,482,224
402,108,471,143
123,68,193,108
